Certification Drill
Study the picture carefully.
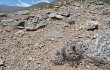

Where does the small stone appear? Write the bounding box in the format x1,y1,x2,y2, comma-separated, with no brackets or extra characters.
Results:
85,21,99,31
67,13,79,25
38,43,45,49
34,43,39,47
0,58,5,66
55,15,64,19
87,65,90,68
25,26,37,31
67,17,75,25
15,30,25,37
0,29,3,33
34,42,45,49
15,26,25,29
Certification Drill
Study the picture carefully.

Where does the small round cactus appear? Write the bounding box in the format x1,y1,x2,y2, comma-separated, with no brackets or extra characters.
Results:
51,48,65,65
63,42,83,62
51,41,84,65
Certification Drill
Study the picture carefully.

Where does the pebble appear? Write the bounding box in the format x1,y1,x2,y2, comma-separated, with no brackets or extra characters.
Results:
0,58,5,66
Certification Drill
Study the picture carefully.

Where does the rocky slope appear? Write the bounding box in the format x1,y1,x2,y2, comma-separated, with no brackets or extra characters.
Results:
0,1,110,70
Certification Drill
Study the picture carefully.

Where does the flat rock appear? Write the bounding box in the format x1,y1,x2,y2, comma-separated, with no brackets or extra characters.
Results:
25,20,47,31
44,30,61,38
17,10,29,15
25,26,37,31
48,13,64,20
36,20,48,29
0,19,18,26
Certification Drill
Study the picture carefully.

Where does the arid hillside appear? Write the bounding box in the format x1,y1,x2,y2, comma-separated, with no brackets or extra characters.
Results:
0,0,110,70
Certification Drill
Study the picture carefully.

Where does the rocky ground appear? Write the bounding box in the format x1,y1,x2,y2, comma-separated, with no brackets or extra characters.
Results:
0,1,110,70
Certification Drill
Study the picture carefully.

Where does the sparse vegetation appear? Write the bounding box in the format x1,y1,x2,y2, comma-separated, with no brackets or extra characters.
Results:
51,41,84,66
47,4,54,9
1,0,110,70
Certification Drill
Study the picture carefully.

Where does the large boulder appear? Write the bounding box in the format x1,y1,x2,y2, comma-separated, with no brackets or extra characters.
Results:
25,20,48,31
86,29,110,65
0,19,25,27
15,30,25,37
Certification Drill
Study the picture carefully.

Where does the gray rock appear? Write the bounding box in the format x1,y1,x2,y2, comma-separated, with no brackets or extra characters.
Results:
67,16,75,25
44,30,60,38
48,13,64,20
25,20,48,31
95,2,104,5
36,14,43,21
26,20,35,26
25,26,37,31
14,22,25,29
85,21,99,31
0,58,5,66
25,20,38,31
86,29,110,65
0,19,25,27
67,13,80,25
16,21,25,27
0,19,17,26
26,14,35,20
36,20,48,29
17,10,29,15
